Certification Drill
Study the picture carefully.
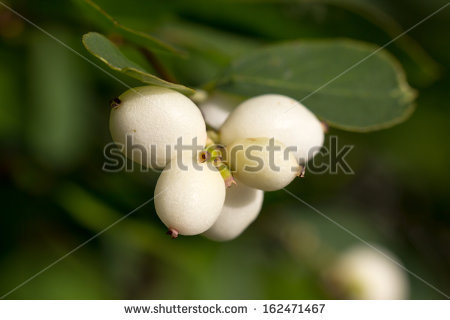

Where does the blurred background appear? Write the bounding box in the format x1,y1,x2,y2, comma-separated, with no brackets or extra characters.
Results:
0,0,449,299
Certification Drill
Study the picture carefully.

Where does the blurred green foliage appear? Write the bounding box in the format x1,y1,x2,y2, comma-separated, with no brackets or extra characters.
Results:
0,0,449,299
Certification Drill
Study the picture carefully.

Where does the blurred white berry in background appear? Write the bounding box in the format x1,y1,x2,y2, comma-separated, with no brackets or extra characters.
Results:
325,245,409,299
203,181,264,241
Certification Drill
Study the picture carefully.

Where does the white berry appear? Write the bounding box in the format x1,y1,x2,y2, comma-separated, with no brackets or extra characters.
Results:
220,94,324,162
326,245,409,299
198,91,244,130
154,159,225,236
203,182,264,241
226,137,301,191
110,86,206,169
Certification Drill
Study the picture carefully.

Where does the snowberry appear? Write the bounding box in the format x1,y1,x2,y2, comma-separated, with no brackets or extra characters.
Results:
325,245,409,299
220,94,324,162
226,137,302,191
109,86,206,169
154,158,225,237
203,182,264,241
198,91,244,130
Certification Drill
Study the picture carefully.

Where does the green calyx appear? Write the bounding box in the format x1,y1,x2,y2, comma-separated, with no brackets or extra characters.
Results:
200,130,236,188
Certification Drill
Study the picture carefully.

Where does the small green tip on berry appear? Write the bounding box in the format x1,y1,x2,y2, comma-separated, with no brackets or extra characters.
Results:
200,145,225,164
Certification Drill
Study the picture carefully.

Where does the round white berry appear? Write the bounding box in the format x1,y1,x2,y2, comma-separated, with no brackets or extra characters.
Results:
198,91,244,130
154,159,226,236
203,182,263,241
326,245,409,299
220,94,324,162
226,137,301,191
109,86,206,169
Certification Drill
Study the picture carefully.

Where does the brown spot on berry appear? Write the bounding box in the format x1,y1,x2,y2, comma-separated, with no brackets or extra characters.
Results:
297,165,306,178
110,97,121,109
199,151,210,163
166,228,179,239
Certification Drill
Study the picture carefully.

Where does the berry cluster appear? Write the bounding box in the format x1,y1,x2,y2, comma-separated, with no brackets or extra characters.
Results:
109,86,324,241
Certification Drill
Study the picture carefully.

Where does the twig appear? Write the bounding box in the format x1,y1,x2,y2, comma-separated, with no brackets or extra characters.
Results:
138,47,176,83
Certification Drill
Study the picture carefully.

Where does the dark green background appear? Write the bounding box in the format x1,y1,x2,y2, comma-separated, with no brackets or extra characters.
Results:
0,0,448,299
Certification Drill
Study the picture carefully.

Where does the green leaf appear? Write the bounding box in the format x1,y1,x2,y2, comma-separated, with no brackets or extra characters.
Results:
75,0,181,55
314,0,440,86
82,32,194,95
218,39,417,132
154,20,260,86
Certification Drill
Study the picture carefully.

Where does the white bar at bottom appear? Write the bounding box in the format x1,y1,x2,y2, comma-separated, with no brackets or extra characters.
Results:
0,300,448,320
